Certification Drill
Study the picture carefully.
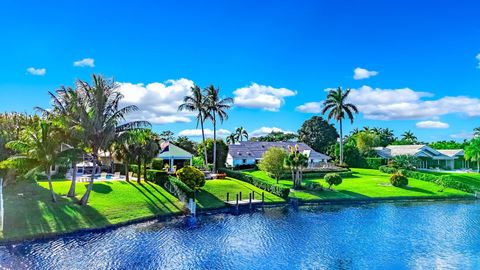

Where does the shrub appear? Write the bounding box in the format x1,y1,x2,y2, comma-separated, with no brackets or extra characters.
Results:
365,157,385,169
391,155,420,170
192,156,204,168
151,158,164,170
390,173,408,187
306,182,323,191
168,176,195,199
218,168,290,198
146,169,169,185
176,166,206,190
324,173,342,189
379,165,397,174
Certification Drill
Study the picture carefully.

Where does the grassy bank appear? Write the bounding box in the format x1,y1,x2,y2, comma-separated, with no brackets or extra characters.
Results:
196,178,285,210
422,171,480,191
3,179,185,241
244,168,473,201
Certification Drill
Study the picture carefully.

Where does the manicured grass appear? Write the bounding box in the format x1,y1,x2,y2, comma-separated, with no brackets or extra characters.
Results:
244,168,472,201
195,177,285,210
422,171,480,191
3,179,185,241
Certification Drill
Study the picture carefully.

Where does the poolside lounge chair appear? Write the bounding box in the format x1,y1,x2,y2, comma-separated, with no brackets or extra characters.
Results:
99,172,107,181
113,172,121,180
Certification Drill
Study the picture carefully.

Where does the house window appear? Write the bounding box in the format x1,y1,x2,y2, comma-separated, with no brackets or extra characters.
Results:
242,159,247,164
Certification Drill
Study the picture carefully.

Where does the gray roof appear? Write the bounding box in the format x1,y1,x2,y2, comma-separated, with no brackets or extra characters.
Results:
228,141,331,160
374,145,454,160
437,149,464,157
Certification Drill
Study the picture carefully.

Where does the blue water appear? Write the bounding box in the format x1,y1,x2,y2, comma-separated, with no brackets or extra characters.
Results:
1,201,480,270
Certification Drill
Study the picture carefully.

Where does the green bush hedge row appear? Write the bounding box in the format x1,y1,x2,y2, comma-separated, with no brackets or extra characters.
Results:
146,169,169,184
168,176,195,199
301,171,353,179
365,157,386,169
218,168,290,198
378,166,474,193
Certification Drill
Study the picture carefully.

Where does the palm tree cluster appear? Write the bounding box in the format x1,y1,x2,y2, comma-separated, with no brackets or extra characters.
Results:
226,127,249,144
178,84,233,172
8,74,151,205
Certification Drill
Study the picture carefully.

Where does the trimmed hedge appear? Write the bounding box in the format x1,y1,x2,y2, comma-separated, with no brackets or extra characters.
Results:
146,169,169,184
302,170,353,179
390,173,408,187
365,157,385,169
218,168,290,198
378,166,474,193
168,176,195,199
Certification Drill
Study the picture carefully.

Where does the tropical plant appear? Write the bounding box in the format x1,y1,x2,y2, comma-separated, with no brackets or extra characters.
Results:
284,145,308,189
174,136,197,154
401,131,417,144
390,155,419,170
322,87,358,164
141,130,161,180
176,165,206,190
197,138,229,168
253,131,297,142
235,127,248,142
298,116,338,153
204,85,233,172
159,130,175,141
178,85,209,168
75,74,150,205
474,127,480,138
226,133,237,145
324,173,342,189
390,173,408,187
465,138,480,172
5,121,67,202
258,147,287,184
355,131,380,156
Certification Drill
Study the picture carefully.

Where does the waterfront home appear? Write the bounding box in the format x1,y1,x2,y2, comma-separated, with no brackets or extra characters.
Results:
226,141,331,168
374,145,471,170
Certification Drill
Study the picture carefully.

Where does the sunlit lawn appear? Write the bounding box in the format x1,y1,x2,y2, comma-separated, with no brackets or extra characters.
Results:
3,179,185,241
196,177,285,210
244,168,473,201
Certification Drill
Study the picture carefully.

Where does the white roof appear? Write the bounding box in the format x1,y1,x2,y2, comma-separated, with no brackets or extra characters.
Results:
375,145,452,160
437,149,464,157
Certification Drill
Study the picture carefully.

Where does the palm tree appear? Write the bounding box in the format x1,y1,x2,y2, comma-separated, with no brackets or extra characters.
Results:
235,127,248,142
111,131,137,182
6,121,65,202
465,138,480,172
75,74,150,205
350,128,360,136
178,85,209,169
205,85,233,172
35,86,84,198
322,87,358,164
401,131,417,144
141,130,160,181
226,133,237,145
284,145,308,189
474,127,480,138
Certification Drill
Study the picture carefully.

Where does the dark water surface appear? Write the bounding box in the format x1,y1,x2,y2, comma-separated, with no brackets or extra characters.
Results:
1,201,480,270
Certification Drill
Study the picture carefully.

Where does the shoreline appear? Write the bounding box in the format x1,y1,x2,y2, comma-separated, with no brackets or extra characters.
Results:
1,194,476,246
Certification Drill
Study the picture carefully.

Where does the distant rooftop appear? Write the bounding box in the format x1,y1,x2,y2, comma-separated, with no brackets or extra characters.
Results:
228,141,330,160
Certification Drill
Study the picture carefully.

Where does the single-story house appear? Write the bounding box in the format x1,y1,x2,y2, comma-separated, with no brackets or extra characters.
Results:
374,145,471,170
226,141,331,168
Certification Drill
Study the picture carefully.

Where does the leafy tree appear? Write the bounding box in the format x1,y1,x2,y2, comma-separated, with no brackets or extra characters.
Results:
205,85,233,172
226,133,237,145
258,147,287,184
285,145,308,189
159,130,175,141
355,131,380,156
401,131,418,144
176,166,205,190
197,138,229,168
174,136,197,154
141,130,161,180
324,173,342,189
465,138,480,172
474,127,480,137
6,121,67,202
178,85,209,168
322,87,359,164
252,131,297,142
298,116,338,153
429,140,468,150
333,140,365,167
235,127,248,142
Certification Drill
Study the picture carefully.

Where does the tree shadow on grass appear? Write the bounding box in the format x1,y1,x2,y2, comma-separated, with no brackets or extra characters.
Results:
195,189,225,209
139,182,183,212
125,181,183,214
403,186,436,195
90,183,113,194
3,180,110,240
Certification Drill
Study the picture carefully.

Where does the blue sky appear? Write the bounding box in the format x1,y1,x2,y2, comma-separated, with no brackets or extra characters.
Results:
1,0,480,141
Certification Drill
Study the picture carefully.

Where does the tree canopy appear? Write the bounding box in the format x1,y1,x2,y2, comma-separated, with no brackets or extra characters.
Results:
298,116,338,153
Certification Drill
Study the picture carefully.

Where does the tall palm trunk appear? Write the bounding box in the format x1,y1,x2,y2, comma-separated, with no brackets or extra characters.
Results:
80,153,97,205
477,154,479,173
200,117,208,170
47,169,57,203
137,157,142,183
339,119,344,164
212,113,217,173
143,159,148,181
125,160,130,181
67,162,77,197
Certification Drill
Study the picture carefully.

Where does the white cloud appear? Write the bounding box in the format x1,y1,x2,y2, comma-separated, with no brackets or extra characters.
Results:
353,67,378,80
73,58,95,67
416,121,449,129
250,127,294,137
26,67,46,76
233,83,296,111
117,78,195,124
295,102,322,113
178,129,231,138
450,131,474,140
344,85,480,120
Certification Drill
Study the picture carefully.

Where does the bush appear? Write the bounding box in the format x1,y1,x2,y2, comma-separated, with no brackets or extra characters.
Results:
168,176,195,199
391,155,419,170
151,158,164,170
390,173,408,187
192,156,204,168
218,168,290,198
324,173,342,189
306,182,324,191
379,165,397,174
365,158,385,169
146,169,169,185
176,166,206,190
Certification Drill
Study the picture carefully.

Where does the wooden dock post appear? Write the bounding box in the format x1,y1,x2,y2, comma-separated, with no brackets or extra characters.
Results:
252,191,255,200
249,193,252,210
236,194,239,212
226,192,229,202
262,192,265,209
239,191,242,201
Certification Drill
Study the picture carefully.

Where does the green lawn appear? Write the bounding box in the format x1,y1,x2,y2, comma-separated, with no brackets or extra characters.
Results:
244,168,472,201
422,171,480,191
195,177,285,210
3,179,185,241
